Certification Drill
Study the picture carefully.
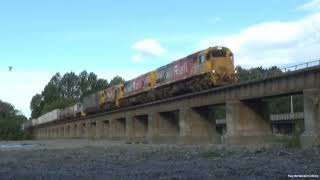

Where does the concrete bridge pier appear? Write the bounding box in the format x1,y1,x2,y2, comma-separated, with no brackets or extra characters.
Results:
300,89,320,147
60,126,65,138
72,123,78,138
147,111,180,143
95,121,104,139
88,121,97,139
37,129,42,139
101,120,110,138
77,123,82,138
179,107,220,144
224,99,273,144
55,127,59,138
79,122,87,138
110,118,126,140
128,114,149,143
49,128,54,138
65,125,71,138
125,115,134,143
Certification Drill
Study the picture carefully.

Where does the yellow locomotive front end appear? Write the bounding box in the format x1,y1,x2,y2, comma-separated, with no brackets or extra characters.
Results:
197,46,237,86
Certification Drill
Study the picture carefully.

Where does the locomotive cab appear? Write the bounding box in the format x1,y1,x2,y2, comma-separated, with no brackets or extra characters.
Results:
115,84,125,107
197,46,237,85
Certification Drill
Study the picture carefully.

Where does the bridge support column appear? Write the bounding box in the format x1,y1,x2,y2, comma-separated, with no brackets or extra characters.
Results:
48,128,51,138
147,111,179,143
72,124,78,138
95,121,103,139
110,118,126,140
129,115,148,143
88,121,97,139
54,127,58,138
60,126,64,138
66,125,71,138
39,129,43,139
224,100,272,144
79,122,87,138
102,120,110,138
300,89,320,147
179,107,220,144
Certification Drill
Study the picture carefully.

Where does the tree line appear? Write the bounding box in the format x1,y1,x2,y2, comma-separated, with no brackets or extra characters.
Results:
30,71,124,119
0,100,30,140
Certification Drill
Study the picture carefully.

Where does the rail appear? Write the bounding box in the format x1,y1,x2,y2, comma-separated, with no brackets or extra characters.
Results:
244,59,320,82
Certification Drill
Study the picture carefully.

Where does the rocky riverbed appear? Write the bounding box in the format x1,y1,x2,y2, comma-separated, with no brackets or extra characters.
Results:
0,140,319,180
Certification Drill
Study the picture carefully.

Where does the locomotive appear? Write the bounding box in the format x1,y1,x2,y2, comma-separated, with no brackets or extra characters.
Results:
33,46,237,125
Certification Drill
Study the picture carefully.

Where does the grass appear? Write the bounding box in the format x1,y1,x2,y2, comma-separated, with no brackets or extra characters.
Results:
201,151,222,159
275,131,302,148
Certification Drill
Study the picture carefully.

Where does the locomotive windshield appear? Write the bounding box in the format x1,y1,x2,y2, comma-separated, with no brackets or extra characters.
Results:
211,49,227,57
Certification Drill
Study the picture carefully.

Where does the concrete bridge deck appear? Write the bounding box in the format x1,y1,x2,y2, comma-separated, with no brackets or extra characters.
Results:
31,64,320,147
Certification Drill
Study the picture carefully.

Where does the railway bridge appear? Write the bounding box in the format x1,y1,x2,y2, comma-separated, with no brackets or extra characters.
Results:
29,62,320,147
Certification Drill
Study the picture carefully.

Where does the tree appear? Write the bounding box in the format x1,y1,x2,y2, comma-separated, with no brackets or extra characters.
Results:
30,94,43,118
30,71,109,117
109,75,125,86
236,65,283,82
0,100,30,140
60,72,79,100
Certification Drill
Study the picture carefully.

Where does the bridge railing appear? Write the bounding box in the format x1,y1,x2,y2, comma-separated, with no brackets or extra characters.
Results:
244,59,320,82
282,60,320,73
216,112,304,125
269,112,304,121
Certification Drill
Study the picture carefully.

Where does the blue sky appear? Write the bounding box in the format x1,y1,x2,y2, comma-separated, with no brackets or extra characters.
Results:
0,0,319,117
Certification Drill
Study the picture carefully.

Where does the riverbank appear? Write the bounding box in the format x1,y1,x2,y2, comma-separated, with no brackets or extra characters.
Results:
0,140,319,179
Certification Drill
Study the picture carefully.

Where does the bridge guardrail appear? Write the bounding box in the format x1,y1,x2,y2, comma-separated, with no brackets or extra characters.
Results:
215,112,304,125
270,112,304,121
244,59,320,82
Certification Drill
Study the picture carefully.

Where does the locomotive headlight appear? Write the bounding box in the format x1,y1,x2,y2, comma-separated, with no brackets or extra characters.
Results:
212,70,216,73
235,70,238,74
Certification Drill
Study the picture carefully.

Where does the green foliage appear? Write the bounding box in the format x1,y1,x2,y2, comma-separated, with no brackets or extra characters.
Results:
212,105,225,119
201,151,222,159
276,131,302,148
30,94,43,119
109,75,125,86
266,95,303,114
30,71,125,118
0,100,31,140
236,65,283,82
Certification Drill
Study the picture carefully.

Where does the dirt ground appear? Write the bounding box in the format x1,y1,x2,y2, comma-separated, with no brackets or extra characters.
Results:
0,140,319,180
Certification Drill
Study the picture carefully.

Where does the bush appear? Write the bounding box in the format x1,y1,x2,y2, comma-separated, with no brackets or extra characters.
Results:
0,100,32,140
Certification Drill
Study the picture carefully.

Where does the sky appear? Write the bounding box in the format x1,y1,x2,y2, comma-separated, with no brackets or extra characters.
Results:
0,0,320,118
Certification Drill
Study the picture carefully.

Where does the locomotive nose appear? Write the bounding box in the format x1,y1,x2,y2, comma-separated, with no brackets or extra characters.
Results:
223,74,230,82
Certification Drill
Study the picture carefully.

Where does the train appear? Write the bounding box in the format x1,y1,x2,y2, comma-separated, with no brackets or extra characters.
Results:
31,46,237,126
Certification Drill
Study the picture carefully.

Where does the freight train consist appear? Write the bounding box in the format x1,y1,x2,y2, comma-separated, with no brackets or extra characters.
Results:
31,46,237,126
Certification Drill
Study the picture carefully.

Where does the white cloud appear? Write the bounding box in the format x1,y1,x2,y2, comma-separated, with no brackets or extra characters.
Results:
196,12,320,67
210,17,221,23
131,39,166,63
299,0,320,11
